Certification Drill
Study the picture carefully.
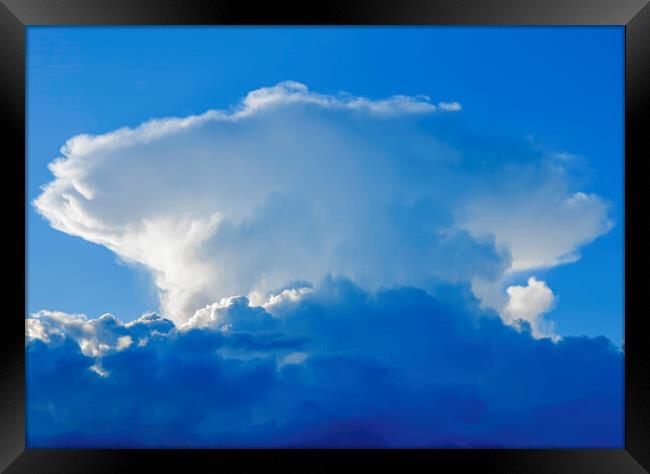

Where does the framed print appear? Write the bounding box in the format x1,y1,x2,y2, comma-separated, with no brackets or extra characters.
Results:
1,0,649,472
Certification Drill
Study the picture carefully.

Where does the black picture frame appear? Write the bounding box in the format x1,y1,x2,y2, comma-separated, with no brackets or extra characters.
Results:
1,1,648,472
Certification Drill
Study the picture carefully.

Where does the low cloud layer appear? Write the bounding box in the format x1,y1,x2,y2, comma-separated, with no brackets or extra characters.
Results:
34,81,612,336
26,279,623,447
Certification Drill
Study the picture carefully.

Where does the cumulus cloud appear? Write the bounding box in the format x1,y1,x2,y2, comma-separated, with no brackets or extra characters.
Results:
503,277,556,339
26,279,623,447
28,310,174,357
34,81,611,335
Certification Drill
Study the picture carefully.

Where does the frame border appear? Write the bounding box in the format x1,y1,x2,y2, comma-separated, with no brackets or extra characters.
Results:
2,1,648,472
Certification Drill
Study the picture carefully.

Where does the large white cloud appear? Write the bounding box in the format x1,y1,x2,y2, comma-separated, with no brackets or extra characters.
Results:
34,81,611,331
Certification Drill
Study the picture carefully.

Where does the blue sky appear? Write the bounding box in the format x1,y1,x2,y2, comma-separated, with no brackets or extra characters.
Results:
26,27,624,447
